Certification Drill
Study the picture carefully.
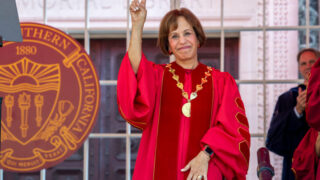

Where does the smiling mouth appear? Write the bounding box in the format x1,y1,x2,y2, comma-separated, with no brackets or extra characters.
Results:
178,46,191,50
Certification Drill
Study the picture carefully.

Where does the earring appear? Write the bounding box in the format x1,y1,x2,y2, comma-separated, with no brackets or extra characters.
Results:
168,50,172,55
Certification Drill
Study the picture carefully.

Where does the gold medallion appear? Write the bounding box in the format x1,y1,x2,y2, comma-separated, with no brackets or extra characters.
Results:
182,102,191,117
166,64,212,118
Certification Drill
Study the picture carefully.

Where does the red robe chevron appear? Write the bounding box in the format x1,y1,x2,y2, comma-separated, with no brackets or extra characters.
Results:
117,52,250,180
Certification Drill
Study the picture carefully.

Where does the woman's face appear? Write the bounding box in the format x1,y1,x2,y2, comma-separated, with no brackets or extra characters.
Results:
168,16,199,63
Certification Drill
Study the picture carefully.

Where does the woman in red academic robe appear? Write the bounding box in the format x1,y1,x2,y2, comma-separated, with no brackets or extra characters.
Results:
117,0,250,179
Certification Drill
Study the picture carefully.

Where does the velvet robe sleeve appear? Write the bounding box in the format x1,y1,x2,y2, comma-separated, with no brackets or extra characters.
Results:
200,72,250,180
306,58,320,130
266,92,308,157
117,52,158,130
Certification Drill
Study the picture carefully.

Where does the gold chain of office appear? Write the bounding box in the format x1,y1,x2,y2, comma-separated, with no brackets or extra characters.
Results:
165,63,212,117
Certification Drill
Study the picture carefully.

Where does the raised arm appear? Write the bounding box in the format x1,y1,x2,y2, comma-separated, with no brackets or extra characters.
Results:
129,0,147,74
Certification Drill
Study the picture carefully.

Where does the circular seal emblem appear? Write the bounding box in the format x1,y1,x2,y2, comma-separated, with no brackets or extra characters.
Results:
0,23,100,172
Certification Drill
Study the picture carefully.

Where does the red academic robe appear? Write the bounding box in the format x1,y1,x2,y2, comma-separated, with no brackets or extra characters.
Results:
306,58,320,130
117,52,250,180
291,128,319,180
291,58,320,179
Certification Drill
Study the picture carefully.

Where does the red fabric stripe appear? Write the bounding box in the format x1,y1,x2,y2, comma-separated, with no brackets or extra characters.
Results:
238,127,250,142
235,97,245,111
239,141,250,164
154,62,182,179
154,62,212,180
185,64,212,179
236,112,249,127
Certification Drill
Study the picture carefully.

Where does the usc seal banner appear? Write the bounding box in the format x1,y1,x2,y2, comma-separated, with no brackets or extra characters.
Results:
0,23,100,172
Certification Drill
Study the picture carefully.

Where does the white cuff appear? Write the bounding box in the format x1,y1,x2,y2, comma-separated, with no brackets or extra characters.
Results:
294,107,303,118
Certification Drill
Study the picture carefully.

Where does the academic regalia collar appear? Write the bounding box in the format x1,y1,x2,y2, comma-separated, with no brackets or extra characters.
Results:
169,61,206,74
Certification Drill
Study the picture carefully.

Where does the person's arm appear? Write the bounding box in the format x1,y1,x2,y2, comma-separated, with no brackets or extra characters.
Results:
128,0,147,74
197,72,250,180
117,51,158,130
266,97,289,156
117,0,159,130
266,88,310,157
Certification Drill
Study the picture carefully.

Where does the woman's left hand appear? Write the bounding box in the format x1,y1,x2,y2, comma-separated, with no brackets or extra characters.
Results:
181,151,210,180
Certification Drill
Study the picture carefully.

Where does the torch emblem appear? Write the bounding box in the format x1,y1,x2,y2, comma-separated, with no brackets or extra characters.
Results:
0,23,100,172
0,57,60,145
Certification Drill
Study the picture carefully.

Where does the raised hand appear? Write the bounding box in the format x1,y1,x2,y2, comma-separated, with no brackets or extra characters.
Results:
296,87,307,115
128,0,147,73
130,0,147,28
